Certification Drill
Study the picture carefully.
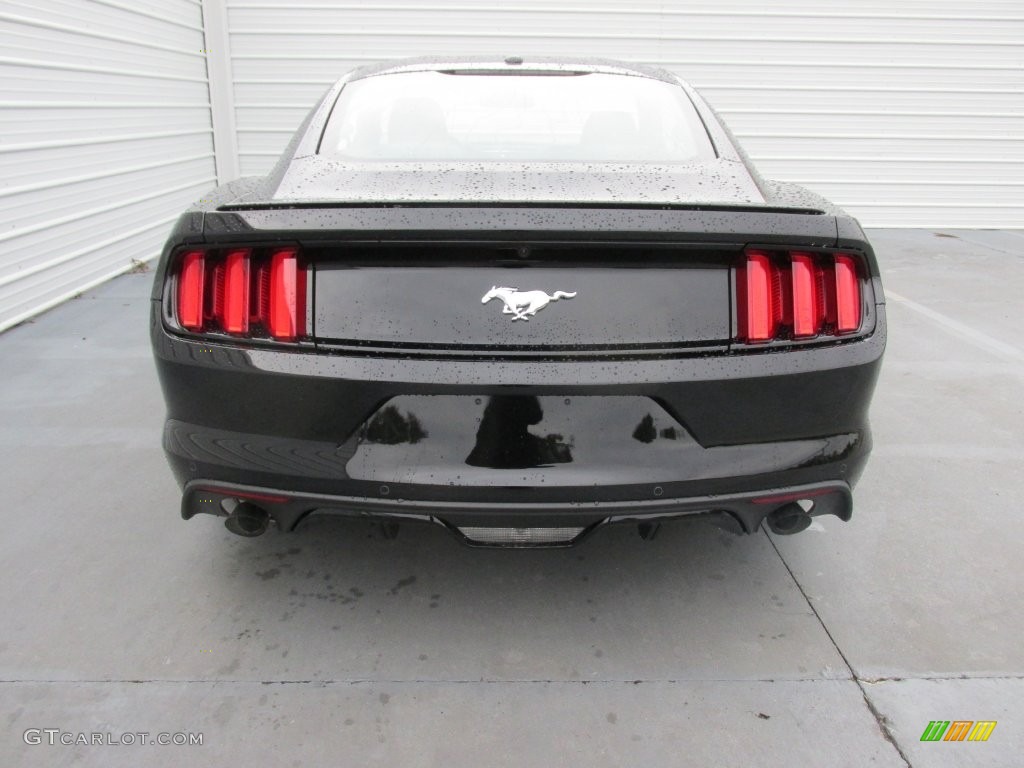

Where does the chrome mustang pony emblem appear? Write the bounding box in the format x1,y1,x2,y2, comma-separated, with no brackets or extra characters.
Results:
481,286,577,321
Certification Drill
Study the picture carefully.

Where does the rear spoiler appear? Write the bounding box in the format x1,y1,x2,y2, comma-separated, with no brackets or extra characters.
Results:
196,205,840,248
216,200,826,216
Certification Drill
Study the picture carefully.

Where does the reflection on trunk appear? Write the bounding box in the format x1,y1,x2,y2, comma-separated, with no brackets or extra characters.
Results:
466,396,573,468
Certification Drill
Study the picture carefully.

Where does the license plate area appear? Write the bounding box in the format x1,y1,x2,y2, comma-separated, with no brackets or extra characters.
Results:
346,395,694,486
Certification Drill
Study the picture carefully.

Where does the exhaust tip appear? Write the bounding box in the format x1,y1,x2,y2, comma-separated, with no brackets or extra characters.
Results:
225,501,270,537
765,501,812,535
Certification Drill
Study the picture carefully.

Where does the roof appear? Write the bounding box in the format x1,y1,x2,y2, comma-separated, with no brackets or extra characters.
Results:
345,55,681,85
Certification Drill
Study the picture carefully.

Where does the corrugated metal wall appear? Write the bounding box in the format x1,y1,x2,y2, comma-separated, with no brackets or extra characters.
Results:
222,0,1024,228
0,0,217,331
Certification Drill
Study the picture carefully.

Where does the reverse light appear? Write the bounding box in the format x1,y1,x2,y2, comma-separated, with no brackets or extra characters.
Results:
173,246,306,342
736,249,864,344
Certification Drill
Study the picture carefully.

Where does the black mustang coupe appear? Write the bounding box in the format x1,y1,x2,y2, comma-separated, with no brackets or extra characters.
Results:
151,56,885,547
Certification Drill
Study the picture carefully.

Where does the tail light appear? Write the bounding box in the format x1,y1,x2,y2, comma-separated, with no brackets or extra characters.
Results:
789,252,818,338
834,254,861,333
268,248,304,342
222,249,251,334
736,248,864,344
738,250,777,342
171,246,306,341
176,251,205,331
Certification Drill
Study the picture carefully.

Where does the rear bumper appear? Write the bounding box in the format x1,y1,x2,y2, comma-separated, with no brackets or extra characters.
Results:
154,302,885,542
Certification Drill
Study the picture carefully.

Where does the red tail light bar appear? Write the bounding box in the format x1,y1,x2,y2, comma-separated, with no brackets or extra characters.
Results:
736,248,864,344
173,246,306,341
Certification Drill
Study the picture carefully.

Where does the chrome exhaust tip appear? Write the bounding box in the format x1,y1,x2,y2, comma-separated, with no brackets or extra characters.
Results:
765,501,813,535
224,501,270,537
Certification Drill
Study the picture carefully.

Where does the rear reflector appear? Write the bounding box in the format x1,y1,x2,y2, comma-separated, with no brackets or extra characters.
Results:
198,487,290,504
753,488,835,504
736,249,864,344
172,246,305,341
177,251,205,331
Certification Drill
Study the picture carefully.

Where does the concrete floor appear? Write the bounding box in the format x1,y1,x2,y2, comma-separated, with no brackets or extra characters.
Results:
1,229,1021,767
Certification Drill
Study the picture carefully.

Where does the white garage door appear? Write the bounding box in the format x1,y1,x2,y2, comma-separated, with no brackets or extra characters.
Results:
221,0,1023,229
0,0,218,332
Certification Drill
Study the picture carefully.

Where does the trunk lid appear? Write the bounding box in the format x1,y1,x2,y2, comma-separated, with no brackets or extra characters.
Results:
311,244,731,354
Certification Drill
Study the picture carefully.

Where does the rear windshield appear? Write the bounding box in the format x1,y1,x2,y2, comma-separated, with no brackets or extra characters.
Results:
318,71,716,163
